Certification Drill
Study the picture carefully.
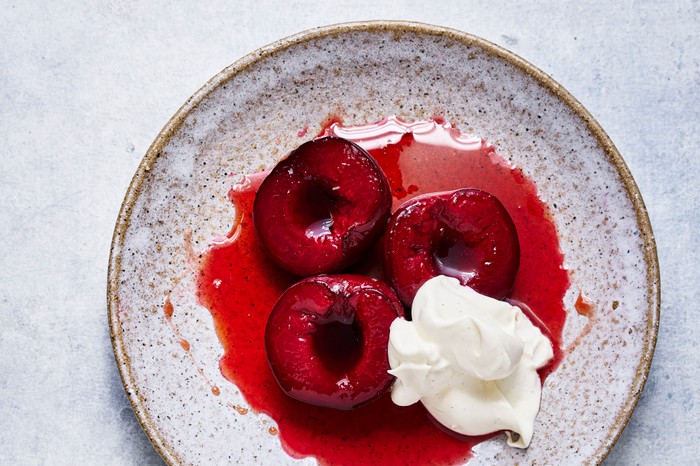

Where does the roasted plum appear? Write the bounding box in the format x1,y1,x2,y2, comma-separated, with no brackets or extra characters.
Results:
265,274,404,410
383,188,520,306
254,137,391,276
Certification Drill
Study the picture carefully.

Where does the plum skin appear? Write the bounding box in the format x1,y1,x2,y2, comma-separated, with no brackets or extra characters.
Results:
253,137,392,277
265,274,405,410
383,188,520,307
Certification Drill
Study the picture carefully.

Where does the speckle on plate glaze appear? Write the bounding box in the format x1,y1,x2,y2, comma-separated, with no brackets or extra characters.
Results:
108,22,659,466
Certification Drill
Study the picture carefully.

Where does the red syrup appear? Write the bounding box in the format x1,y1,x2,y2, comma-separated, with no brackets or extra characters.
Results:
197,116,569,465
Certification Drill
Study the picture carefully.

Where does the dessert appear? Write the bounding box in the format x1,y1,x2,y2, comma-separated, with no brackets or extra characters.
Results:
253,137,391,276
383,188,520,307
197,116,569,465
265,274,404,410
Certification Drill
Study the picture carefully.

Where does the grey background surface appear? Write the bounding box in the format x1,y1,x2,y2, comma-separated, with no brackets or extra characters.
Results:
1,1,696,465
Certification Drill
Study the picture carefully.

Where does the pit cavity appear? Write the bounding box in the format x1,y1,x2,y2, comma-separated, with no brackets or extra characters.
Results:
433,235,484,283
298,182,335,239
311,319,363,375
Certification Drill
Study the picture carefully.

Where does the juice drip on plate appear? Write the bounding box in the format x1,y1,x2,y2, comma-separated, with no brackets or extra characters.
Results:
197,116,569,465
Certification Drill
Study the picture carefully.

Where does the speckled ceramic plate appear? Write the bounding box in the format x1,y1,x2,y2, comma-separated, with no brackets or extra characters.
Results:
108,21,659,465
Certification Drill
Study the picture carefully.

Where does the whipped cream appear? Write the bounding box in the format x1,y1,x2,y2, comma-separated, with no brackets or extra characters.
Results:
387,276,553,448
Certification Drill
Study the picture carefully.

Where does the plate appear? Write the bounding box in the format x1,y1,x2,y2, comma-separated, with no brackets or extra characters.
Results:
108,21,659,465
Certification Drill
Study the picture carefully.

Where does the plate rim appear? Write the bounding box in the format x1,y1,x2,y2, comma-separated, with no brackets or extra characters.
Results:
107,20,660,466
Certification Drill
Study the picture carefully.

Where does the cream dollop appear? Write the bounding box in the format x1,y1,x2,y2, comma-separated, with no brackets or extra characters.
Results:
387,276,553,448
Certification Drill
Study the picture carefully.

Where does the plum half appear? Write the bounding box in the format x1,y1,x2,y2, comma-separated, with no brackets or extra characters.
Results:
253,137,392,276
383,188,520,306
265,274,405,410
